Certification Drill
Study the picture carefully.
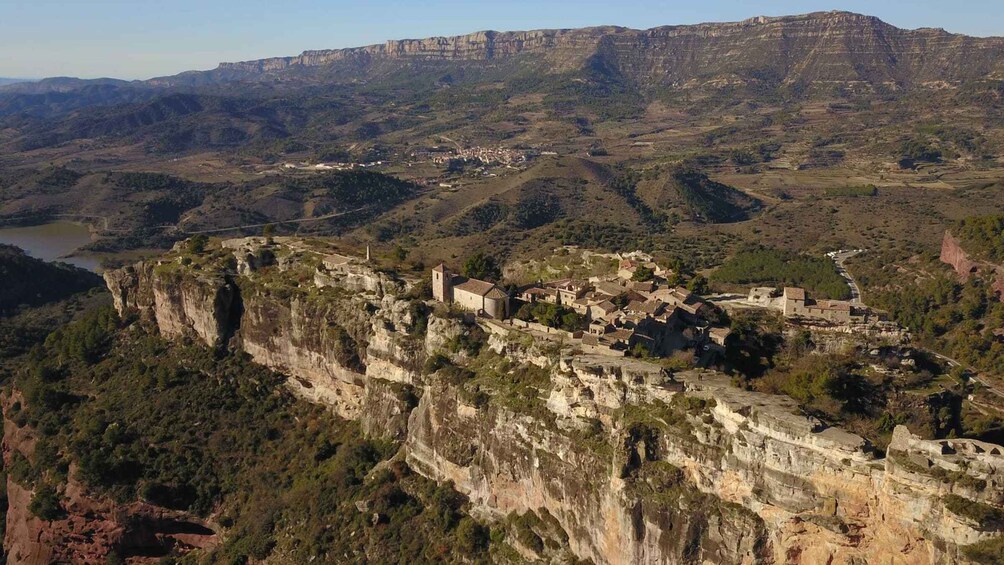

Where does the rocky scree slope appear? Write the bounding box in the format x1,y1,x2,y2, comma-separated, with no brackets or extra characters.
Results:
103,238,1004,564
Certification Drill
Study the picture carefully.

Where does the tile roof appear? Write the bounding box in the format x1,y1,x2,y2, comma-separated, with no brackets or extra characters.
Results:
784,287,806,300
709,327,732,338
596,300,618,313
595,281,627,297
454,278,496,296
485,287,508,300
606,329,634,342
626,300,663,315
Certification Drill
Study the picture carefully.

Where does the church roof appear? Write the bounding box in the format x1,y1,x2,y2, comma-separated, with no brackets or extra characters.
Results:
454,278,496,296
485,287,508,300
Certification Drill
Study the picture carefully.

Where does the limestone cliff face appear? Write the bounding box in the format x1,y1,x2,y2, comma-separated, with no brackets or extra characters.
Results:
104,261,237,348
205,11,1004,89
105,245,1004,564
215,28,607,74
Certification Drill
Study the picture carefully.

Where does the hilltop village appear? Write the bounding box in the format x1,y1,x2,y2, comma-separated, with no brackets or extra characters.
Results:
218,236,896,365
430,250,891,359
216,228,901,365
432,257,726,358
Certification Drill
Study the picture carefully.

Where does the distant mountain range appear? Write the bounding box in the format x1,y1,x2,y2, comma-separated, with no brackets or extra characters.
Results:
2,11,1003,154
5,11,1003,95
0,78,32,87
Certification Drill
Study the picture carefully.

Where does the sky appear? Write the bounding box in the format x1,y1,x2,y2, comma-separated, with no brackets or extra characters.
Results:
2,0,1003,80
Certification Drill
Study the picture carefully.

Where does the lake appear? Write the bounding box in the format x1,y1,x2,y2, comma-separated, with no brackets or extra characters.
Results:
0,221,102,272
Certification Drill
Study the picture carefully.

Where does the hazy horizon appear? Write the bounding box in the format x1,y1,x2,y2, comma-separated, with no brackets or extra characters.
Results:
3,0,1003,81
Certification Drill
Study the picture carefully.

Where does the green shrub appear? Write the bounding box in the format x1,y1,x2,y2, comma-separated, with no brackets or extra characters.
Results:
515,301,585,332
631,265,655,281
29,483,63,521
461,252,502,282
944,495,1004,529
962,536,1004,565
186,235,209,255
455,516,490,553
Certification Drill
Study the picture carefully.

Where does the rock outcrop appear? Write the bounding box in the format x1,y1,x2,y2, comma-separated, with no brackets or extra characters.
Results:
942,231,980,279
941,230,1004,301
100,239,1004,564
104,261,238,348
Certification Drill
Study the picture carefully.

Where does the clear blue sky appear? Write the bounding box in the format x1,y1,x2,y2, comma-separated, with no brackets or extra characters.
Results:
2,0,1003,80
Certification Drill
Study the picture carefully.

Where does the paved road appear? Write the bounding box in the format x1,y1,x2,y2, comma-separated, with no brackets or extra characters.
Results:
824,249,1004,403
829,249,864,303
180,207,371,235
927,350,1004,403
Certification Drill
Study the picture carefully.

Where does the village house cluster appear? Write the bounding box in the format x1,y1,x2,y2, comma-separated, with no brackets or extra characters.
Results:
429,145,530,167
432,255,730,357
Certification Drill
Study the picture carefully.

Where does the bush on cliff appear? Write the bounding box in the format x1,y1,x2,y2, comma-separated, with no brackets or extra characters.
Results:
28,483,64,521
963,535,1004,564
954,215,1004,263
945,494,1004,530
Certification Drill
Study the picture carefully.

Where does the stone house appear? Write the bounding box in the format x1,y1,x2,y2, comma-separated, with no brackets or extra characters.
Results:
432,264,509,319
519,286,558,304
708,327,732,346
534,279,588,305
782,287,862,324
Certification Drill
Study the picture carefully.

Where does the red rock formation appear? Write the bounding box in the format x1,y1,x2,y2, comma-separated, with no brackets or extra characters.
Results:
2,393,217,564
940,230,1004,302
940,231,978,279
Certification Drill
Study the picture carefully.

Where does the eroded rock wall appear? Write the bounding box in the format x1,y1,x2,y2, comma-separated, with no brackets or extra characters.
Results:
942,231,980,279
104,262,237,348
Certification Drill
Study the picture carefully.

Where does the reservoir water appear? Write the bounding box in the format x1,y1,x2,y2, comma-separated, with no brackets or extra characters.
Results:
0,221,101,272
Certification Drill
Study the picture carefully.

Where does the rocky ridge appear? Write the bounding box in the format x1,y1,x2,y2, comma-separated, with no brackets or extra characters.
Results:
99,237,1004,564
199,11,1004,89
